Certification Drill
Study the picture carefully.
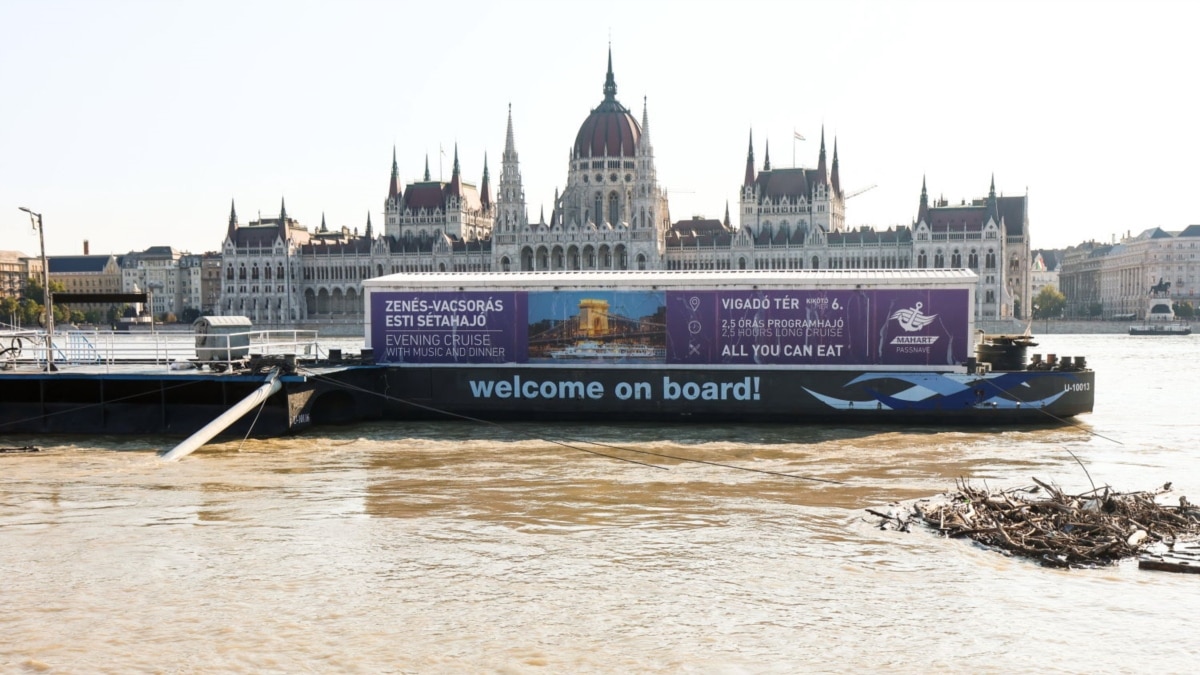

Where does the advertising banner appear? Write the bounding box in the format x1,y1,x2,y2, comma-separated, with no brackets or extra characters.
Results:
372,287,968,367
371,291,525,364
664,288,968,366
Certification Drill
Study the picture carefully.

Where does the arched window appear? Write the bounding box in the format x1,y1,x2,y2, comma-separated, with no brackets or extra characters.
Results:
968,250,979,269
594,193,603,224
917,251,928,268
608,191,619,225
985,249,997,269
951,250,962,267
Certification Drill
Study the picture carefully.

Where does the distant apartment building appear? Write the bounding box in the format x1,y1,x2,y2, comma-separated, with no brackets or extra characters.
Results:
46,253,125,315
1058,226,1200,318
0,250,36,299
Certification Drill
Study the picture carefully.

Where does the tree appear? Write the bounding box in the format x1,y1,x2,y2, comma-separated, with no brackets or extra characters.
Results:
1175,300,1195,319
21,277,70,325
1032,286,1066,319
0,296,19,327
180,307,202,324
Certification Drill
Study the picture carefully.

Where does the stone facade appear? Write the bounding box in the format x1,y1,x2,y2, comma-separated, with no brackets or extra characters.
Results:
218,50,1033,324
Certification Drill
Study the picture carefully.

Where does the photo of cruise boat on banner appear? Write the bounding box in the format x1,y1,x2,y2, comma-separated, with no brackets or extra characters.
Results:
529,291,667,363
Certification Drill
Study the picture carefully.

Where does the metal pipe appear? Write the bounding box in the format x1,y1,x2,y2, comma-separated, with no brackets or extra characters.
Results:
158,368,282,462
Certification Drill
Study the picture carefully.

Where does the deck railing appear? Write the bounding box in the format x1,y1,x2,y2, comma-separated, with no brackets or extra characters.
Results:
1,328,322,372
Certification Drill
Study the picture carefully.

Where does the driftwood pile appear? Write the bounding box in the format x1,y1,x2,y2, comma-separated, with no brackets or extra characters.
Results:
871,478,1200,568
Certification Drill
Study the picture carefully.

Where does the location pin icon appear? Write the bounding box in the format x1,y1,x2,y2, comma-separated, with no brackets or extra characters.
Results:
688,296,701,312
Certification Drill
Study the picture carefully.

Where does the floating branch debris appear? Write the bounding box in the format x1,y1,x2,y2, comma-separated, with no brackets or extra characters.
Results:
877,478,1200,568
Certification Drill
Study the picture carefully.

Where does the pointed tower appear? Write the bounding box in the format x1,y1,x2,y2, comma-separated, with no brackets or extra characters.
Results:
831,138,841,198
227,199,238,240
498,103,527,233
447,144,462,197
763,139,771,171
388,146,402,201
423,155,431,181
365,211,373,240
319,212,328,233
985,174,1000,224
917,176,930,224
278,197,289,239
816,126,828,188
724,201,731,229
480,153,492,211
743,130,755,188
639,96,652,151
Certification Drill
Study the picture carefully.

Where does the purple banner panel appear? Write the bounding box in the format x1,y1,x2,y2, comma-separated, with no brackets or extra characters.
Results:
665,289,968,366
371,291,526,364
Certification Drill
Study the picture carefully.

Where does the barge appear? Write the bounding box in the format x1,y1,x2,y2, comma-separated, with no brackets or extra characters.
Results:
360,270,1094,425
0,269,1096,438
0,324,377,438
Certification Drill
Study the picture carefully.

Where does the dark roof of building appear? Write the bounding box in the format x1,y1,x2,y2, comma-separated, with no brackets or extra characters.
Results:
573,51,641,158
230,220,311,249
47,255,122,273
666,218,736,247
1179,225,1200,237
753,168,818,202
401,181,484,214
925,195,1026,236
829,226,912,246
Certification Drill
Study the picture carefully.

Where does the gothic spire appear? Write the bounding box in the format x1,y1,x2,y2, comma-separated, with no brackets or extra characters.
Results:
917,175,929,224
447,144,462,196
227,198,238,238
744,130,755,187
319,212,327,233
388,145,402,201
640,96,652,149
424,154,431,181
480,153,492,210
365,211,373,239
278,197,288,238
724,200,731,228
603,43,617,102
763,139,771,171
986,173,999,223
504,103,517,162
831,137,841,198
816,125,828,186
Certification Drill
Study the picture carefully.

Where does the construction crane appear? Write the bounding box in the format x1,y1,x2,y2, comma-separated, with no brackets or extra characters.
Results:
843,184,877,200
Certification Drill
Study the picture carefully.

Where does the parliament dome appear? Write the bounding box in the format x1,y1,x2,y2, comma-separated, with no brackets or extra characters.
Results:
572,53,641,159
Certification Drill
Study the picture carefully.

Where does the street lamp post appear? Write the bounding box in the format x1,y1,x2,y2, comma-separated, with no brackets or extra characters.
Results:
18,207,54,371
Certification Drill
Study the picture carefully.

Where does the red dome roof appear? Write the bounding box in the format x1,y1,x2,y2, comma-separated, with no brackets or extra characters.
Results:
574,107,640,158
572,51,641,158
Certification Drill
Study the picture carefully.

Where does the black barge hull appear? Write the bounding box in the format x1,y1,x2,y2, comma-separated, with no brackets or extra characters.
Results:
351,365,1095,425
0,369,376,438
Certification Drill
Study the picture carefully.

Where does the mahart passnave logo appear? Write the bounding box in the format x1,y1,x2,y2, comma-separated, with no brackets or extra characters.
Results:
889,302,939,346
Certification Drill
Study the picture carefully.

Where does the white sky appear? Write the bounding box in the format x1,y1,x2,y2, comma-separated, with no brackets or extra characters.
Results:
3,0,1197,258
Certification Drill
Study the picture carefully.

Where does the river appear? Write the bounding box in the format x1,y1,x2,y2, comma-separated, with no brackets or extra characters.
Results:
2,333,1197,673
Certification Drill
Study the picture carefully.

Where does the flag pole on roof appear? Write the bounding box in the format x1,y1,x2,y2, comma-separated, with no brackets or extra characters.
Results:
793,129,805,167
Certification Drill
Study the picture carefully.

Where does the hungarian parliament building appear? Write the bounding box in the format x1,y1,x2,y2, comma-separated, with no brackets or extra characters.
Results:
219,53,1032,326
